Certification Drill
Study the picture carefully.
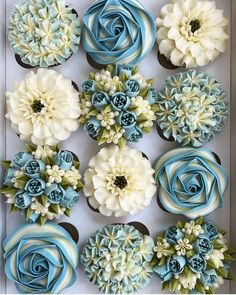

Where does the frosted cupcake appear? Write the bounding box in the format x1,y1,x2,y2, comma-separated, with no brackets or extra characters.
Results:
152,218,235,294
6,68,81,145
84,145,157,217
156,70,228,147
8,0,81,68
154,147,229,219
156,0,228,68
79,64,158,146
1,144,83,224
3,222,79,293
81,224,154,294
82,0,155,66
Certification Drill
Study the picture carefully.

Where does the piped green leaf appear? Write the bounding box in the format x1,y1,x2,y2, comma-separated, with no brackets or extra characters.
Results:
49,204,60,214
38,195,48,206
88,72,95,80
26,144,37,153
0,186,18,196
39,215,47,225
64,208,72,217
1,160,11,169
195,281,205,294
195,217,204,225
106,64,115,74
118,137,126,148
216,267,228,278
25,208,33,220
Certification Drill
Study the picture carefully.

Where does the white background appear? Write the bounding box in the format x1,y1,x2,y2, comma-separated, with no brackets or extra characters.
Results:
0,0,233,293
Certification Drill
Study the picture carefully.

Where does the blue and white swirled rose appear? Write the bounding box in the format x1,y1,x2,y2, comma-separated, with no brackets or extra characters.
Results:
81,224,154,294
82,0,156,65
154,148,229,218
3,223,79,294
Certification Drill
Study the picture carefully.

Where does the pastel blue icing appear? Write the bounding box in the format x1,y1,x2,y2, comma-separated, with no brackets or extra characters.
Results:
81,0,156,65
2,222,79,294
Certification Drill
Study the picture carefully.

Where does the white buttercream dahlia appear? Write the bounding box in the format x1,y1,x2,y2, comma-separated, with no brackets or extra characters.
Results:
156,0,228,68
6,69,81,145
83,145,157,217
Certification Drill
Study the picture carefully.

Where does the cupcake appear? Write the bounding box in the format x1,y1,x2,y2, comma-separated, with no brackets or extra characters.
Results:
6,68,81,145
1,144,83,224
154,147,229,219
81,224,154,294
3,222,79,293
156,70,228,147
79,64,158,146
156,0,228,68
8,0,81,68
84,145,157,217
152,218,235,294
81,0,155,66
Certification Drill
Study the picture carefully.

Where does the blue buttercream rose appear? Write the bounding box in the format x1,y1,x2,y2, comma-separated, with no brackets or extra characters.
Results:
147,87,158,105
3,223,79,293
25,179,45,197
110,92,130,111
194,237,213,255
24,160,45,178
85,118,101,138
165,226,184,245
11,152,33,168
82,80,96,93
60,187,80,208
45,184,65,204
14,191,31,209
201,269,218,287
124,126,143,143
115,64,134,77
203,223,219,240
56,151,74,171
118,111,136,129
188,254,206,273
125,80,140,97
92,92,109,110
3,168,16,186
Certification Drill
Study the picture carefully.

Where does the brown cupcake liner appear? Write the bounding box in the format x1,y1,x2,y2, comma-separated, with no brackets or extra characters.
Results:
58,222,79,243
86,53,107,70
157,49,180,70
156,125,175,143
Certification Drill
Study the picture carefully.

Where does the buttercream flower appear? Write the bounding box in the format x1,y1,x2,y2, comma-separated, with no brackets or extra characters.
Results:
110,93,131,111
8,0,81,67
81,224,154,294
154,147,229,219
1,144,83,224
84,145,157,217
156,70,228,147
156,0,229,68
203,222,219,240
3,223,79,293
97,109,116,129
84,118,101,139
82,0,155,65
82,80,96,93
6,69,81,145
152,218,236,294
92,92,109,110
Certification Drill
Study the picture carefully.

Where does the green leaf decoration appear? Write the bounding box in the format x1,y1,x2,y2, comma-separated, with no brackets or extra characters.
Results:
186,249,195,258
119,73,128,82
77,181,83,191
128,105,138,111
195,217,204,225
150,255,158,267
206,261,216,270
195,281,206,294
1,160,11,169
64,208,72,217
40,170,48,181
139,87,149,98
171,279,180,292
183,266,192,277
219,228,227,235
106,64,115,74
146,78,154,85
216,267,228,278
61,178,71,187
38,195,48,206
51,145,59,153
104,105,112,112
96,83,104,92
118,137,126,148
114,124,121,133
208,287,215,294
117,81,125,92
84,93,93,100
26,144,37,153
25,208,33,220
49,204,60,214
0,186,18,196
14,175,29,189
225,272,234,281
223,253,235,262
137,114,149,123
151,104,159,112
212,240,224,250
162,281,170,291
88,110,98,116
226,247,236,255
180,287,189,294
159,256,166,266
132,66,138,75
142,127,152,134
79,116,88,124
10,204,19,212
39,215,47,225
73,161,80,170
44,156,55,166
165,247,175,256
88,72,95,80
176,221,185,229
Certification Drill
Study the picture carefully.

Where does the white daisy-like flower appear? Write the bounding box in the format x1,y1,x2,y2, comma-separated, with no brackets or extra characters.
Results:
64,168,81,187
31,200,50,216
103,129,123,144
33,145,56,161
83,145,157,217
182,220,204,236
97,110,116,129
131,96,150,116
104,76,120,95
95,69,112,83
130,73,148,88
175,238,193,256
154,239,171,259
80,99,92,116
46,165,65,183
6,69,81,145
156,0,229,68
209,249,225,268
179,271,198,290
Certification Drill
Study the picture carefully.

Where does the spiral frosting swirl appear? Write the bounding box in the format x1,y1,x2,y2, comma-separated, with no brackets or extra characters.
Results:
81,0,156,65
3,223,79,294
154,148,229,219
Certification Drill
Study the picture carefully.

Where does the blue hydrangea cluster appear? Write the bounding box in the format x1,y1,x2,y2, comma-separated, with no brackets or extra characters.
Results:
1,144,83,224
153,218,235,294
79,64,158,146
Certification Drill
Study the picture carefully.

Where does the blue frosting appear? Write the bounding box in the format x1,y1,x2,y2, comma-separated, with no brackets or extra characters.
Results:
81,0,156,65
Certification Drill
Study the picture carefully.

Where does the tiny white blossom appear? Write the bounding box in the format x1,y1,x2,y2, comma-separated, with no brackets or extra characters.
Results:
46,165,65,183
97,110,116,129
182,221,204,236
175,239,193,256
154,240,171,259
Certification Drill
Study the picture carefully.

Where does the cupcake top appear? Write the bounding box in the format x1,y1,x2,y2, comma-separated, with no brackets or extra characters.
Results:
3,222,79,293
156,0,228,68
6,68,81,145
8,0,81,67
82,0,155,65
154,147,229,219
81,224,154,294
1,144,83,224
156,70,228,147
152,217,235,294
79,64,158,146
84,145,157,217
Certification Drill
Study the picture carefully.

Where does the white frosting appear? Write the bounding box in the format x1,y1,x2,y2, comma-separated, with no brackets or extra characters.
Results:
84,145,157,217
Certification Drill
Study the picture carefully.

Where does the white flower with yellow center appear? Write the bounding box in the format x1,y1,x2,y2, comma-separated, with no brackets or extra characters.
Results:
95,69,111,83
175,238,193,256
64,167,81,187
103,129,123,144
31,200,50,216
154,239,171,259
83,145,157,217
6,69,81,145
130,73,148,88
33,145,56,161
156,0,229,68
80,99,92,116
209,249,225,268
182,220,204,236
46,165,65,183
97,110,116,130
179,271,198,290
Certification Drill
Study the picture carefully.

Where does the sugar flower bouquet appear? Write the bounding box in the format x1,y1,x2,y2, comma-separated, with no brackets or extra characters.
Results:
1,145,83,224
79,64,158,146
152,218,235,294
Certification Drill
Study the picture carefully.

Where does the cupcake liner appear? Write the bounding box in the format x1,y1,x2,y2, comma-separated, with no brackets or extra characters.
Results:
156,125,175,142
86,53,107,70
58,222,79,243
157,50,180,70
